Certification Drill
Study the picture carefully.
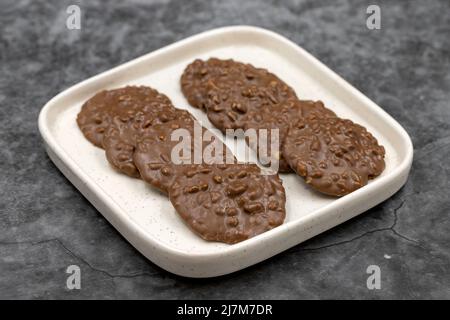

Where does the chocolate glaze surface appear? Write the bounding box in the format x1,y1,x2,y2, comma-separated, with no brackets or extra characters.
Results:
180,58,243,110
133,110,235,193
180,58,297,133
76,86,173,148
243,99,336,173
103,103,178,178
169,164,286,244
283,114,385,196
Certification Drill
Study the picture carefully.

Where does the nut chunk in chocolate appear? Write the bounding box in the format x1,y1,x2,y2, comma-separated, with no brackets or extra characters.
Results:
169,164,286,244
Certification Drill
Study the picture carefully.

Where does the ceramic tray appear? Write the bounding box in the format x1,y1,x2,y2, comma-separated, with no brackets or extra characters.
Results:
38,26,413,277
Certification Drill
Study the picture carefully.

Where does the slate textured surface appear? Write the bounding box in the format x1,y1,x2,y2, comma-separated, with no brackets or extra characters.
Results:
0,0,449,299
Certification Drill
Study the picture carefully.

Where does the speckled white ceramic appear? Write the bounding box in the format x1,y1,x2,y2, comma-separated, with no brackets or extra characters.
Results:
38,26,413,278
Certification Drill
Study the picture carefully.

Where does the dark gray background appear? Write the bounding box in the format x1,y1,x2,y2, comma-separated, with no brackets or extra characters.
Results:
1,0,449,299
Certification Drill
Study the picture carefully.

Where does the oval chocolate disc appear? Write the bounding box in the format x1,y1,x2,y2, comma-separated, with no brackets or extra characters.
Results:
133,110,236,192
169,164,286,244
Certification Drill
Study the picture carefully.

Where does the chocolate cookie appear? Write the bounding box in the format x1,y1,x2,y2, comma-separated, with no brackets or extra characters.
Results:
283,114,385,196
180,58,243,110
133,110,235,193
77,86,173,148
180,58,297,132
243,99,336,173
169,164,286,244
103,106,179,178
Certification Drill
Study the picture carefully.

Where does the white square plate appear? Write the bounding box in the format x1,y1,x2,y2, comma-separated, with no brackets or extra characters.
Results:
38,26,413,278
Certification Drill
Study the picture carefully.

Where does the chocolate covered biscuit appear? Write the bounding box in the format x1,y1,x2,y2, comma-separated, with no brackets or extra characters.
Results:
180,58,297,133
243,99,336,173
103,106,179,178
169,164,286,244
180,58,243,110
283,114,385,196
77,86,174,148
133,110,235,193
